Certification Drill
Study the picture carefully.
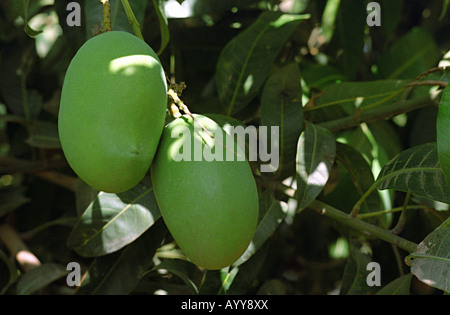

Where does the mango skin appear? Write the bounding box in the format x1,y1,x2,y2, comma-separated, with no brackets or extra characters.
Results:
58,31,167,193
151,114,259,270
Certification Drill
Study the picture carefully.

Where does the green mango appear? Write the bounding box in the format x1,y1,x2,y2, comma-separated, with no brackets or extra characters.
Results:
151,114,259,270
58,31,167,193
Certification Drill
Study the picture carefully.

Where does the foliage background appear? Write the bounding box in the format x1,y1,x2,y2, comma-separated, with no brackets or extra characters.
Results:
0,0,449,295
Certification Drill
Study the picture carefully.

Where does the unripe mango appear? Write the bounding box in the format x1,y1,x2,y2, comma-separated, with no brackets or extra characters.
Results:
58,31,167,193
151,114,259,270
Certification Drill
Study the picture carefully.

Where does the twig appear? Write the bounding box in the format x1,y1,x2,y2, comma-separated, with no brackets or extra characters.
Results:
319,90,441,132
0,224,41,271
391,193,410,235
309,200,418,254
120,0,144,40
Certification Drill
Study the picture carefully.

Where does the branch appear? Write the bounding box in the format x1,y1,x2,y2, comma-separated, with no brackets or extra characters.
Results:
0,224,41,271
318,90,442,132
309,200,419,254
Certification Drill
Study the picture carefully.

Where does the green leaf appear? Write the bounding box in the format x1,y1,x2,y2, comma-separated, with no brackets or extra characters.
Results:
147,259,198,294
296,122,336,212
0,249,19,294
233,190,286,267
376,0,403,39
76,219,167,294
300,63,346,89
16,263,69,295
376,273,412,295
437,84,450,186
340,240,378,295
330,0,366,79
152,0,170,55
376,27,440,79
67,179,161,257
335,142,382,217
26,120,61,149
376,143,450,204
407,217,450,293
10,0,43,37
261,63,304,177
305,79,407,124
216,11,308,115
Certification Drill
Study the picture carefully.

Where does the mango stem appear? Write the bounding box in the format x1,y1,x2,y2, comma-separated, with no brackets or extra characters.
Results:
100,0,112,32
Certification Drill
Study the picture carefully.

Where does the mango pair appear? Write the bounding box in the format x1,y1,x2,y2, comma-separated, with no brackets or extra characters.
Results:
58,31,258,270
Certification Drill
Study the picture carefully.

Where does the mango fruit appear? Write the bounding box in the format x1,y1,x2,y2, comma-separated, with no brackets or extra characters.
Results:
58,31,167,193
151,114,259,270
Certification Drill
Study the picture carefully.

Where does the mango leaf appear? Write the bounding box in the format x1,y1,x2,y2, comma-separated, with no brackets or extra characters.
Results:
26,120,60,149
9,0,43,37
330,0,366,79
296,122,336,212
0,249,19,294
216,12,308,115
375,0,403,39
407,217,450,293
437,84,450,186
376,143,450,204
261,62,304,178
233,190,286,267
85,0,148,39
163,0,261,19
147,258,198,294
0,44,42,120
376,27,440,79
16,263,69,295
305,79,407,124
67,179,161,257
152,0,170,55
340,240,379,295
335,142,382,218
76,219,166,294
300,63,346,89
376,273,412,295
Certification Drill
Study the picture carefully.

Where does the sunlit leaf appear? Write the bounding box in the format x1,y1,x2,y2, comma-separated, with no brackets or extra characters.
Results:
67,179,161,257
10,0,43,37
376,143,450,204
216,12,308,115
437,84,450,186
261,63,304,178
305,79,407,124
407,217,450,293
296,122,336,212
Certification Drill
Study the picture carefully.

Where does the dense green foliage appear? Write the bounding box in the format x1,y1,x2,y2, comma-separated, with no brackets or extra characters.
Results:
0,0,449,295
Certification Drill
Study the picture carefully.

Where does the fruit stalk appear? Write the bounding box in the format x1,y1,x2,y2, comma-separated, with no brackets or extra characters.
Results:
100,0,112,32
